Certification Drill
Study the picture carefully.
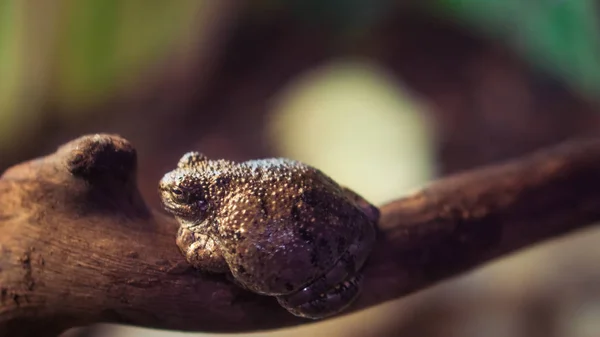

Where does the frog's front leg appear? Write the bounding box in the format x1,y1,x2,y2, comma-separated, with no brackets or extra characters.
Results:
176,227,229,273
341,186,380,223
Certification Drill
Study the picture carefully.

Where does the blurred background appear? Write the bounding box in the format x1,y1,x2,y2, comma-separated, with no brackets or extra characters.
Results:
2,1,600,336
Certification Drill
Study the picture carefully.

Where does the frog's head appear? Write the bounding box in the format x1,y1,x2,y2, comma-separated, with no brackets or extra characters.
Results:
159,170,211,226
159,152,214,227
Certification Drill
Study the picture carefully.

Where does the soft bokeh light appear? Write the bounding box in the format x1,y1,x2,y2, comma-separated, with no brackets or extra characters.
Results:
267,60,436,205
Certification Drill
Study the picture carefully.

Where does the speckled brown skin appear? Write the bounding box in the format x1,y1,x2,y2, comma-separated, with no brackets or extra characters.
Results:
159,152,379,319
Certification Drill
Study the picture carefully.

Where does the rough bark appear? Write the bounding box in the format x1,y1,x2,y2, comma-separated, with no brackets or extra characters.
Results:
1,134,599,337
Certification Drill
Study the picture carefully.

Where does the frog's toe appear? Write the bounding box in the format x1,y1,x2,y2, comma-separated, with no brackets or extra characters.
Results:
176,227,228,273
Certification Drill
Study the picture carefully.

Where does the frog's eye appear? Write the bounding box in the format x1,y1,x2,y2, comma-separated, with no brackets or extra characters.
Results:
170,187,188,201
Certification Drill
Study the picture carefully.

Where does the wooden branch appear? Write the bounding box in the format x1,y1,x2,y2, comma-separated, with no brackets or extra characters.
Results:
1,135,600,337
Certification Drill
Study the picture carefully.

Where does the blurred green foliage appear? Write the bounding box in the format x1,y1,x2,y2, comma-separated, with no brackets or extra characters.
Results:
0,0,201,152
58,0,198,107
435,0,600,98
0,0,22,144
286,0,394,35
1,0,599,155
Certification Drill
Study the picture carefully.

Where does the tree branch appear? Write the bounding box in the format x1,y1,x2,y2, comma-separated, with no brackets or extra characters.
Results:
1,134,599,337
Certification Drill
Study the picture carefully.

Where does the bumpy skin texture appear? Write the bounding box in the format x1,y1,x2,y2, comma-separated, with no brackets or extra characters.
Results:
159,152,379,319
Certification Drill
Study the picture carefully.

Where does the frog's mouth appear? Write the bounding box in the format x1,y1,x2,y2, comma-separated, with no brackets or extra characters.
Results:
161,199,190,218
275,229,375,319
160,196,210,225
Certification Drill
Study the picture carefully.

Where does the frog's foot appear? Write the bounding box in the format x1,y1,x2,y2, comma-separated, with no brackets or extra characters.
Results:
176,227,229,273
275,220,376,319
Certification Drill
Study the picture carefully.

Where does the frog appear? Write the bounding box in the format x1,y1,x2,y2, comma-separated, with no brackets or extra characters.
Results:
158,151,379,319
